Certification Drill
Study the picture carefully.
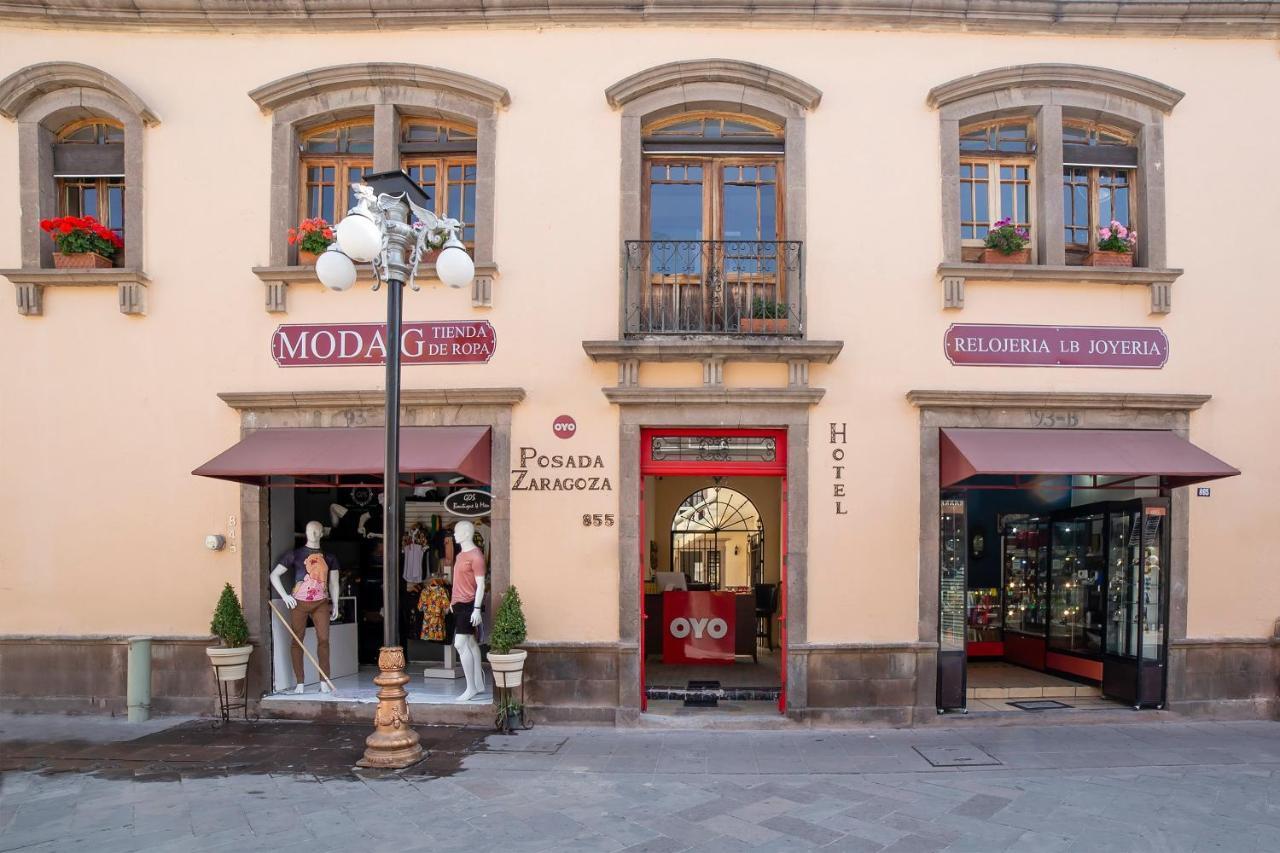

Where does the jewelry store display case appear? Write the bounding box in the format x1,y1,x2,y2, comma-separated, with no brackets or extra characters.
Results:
1102,499,1170,708
1001,515,1049,670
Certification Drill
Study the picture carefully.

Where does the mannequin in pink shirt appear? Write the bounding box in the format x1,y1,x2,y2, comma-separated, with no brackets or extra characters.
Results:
450,520,487,701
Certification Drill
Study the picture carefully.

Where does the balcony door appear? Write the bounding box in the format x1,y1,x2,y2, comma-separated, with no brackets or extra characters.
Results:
640,113,786,333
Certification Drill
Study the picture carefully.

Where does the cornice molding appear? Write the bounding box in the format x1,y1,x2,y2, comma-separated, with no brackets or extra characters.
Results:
906,390,1212,411
603,386,825,406
606,59,822,111
218,388,526,410
583,338,843,364
1,2,1277,37
936,263,1182,286
0,61,159,124
927,63,1185,113
248,62,511,114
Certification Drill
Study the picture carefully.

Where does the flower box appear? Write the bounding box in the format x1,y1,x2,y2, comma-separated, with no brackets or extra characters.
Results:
298,250,319,266
981,248,1031,265
53,251,114,269
739,317,790,335
1085,250,1134,268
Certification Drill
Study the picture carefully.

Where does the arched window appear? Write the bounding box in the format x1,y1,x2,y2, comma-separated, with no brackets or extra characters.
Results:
643,112,784,247
1061,119,1136,263
400,118,478,247
55,119,126,242
299,119,374,224
670,487,763,588
957,119,1035,249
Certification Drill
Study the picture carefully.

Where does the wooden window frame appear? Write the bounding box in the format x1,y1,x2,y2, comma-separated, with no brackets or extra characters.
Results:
1061,120,1138,260
55,119,127,241
958,119,1036,258
400,154,478,248
298,119,374,225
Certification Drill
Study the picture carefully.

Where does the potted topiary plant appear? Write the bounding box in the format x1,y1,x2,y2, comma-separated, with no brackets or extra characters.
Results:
206,582,253,681
739,298,790,335
40,215,123,269
1086,220,1137,267
487,585,528,689
980,217,1031,264
288,217,335,265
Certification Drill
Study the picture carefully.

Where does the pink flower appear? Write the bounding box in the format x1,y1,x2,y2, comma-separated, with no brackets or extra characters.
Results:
1099,227,1112,240
1115,224,1128,239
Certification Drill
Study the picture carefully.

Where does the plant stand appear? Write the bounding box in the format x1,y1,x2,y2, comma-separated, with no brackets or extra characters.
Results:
494,678,532,734
210,662,257,727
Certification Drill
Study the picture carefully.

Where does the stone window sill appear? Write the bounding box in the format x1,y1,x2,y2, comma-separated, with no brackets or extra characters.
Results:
252,262,500,313
1,267,150,316
936,262,1183,313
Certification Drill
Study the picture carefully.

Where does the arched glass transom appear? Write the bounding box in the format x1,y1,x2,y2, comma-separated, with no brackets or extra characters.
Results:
670,487,763,587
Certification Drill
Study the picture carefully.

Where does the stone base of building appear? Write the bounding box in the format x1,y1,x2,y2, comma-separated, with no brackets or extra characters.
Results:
5,637,1277,725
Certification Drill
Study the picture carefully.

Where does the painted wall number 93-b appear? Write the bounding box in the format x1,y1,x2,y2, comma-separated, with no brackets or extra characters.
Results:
583,514,616,527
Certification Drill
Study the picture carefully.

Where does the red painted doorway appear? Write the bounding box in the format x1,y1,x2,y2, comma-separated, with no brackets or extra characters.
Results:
639,428,788,715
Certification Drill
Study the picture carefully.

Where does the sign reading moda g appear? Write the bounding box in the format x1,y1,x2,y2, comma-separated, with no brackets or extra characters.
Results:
945,324,1168,369
271,321,495,367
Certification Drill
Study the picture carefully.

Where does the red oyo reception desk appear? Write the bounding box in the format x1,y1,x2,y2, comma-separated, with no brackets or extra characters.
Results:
661,591,736,665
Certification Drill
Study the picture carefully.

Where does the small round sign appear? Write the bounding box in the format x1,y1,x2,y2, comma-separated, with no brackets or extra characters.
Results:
553,415,577,439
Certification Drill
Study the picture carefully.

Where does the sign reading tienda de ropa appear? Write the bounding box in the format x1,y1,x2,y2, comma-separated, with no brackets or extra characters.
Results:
944,324,1168,369
271,320,495,367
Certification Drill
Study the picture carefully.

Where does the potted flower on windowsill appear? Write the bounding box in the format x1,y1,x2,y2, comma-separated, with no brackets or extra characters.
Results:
40,215,122,269
1086,221,1137,267
288,217,335,265
739,298,790,335
206,582,253,682
980,218,1031,264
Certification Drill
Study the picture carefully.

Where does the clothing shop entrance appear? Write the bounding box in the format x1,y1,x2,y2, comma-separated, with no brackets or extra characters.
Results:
640,428,787,716
193,425,497,715
935,428,1239,715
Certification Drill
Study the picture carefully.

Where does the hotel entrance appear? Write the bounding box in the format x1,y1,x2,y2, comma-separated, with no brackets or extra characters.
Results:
639,428,787,715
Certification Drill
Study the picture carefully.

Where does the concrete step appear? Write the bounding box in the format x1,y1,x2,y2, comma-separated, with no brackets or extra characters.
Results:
967,684,1102,699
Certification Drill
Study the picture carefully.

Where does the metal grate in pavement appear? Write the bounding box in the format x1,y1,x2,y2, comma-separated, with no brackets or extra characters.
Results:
1007,699,1073,711
913,745,1002,767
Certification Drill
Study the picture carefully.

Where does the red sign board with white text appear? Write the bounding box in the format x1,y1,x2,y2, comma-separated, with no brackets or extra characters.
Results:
271,321,495,367
662,591,736,665
945,324,1168,369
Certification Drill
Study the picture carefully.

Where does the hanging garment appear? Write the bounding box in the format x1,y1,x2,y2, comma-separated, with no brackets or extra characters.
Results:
403,542,425,583
417,579,452,642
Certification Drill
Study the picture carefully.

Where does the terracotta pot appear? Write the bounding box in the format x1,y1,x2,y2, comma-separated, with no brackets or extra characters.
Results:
422,249,441,265
53,252,114,269
980,248,1031,265
206,645,253,682
487,649,527,688
738,317,790,335
1085,250,1134,267
298,249,319,265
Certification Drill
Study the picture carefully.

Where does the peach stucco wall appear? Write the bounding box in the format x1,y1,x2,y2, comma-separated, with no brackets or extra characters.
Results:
1,26,1277,644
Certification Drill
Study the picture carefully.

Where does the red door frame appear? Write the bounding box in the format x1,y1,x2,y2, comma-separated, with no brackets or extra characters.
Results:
639,427,788,714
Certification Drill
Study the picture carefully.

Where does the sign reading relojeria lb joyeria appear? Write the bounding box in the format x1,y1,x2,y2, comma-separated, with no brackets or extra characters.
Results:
271,320,495,367
945,324,1168,369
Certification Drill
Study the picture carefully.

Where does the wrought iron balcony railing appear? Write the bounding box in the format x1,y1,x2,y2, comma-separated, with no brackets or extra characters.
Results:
623,240,803,337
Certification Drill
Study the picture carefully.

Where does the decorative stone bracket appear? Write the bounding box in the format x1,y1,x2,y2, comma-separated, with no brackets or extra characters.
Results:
2,268,150,316
937,262,1182,314
253,262,500,313
583,338,843,391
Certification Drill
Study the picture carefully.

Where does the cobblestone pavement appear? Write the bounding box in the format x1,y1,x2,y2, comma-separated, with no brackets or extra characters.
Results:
4,716,1280,852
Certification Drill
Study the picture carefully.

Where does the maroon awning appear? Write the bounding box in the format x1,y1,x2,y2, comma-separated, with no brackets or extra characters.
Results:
940,428,1239,489
192,426,491,486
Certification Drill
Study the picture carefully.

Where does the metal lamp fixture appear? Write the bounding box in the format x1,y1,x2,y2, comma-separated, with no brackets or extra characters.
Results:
316,170,475,770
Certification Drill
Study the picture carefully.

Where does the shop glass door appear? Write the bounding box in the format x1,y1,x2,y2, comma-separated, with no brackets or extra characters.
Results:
1002,516,1049,670
938,494,968,710
1047,511,1106,680
1103,498,1170,707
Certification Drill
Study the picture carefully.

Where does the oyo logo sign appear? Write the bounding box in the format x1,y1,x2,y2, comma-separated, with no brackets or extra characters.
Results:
668,616,729,640
553,415,577,439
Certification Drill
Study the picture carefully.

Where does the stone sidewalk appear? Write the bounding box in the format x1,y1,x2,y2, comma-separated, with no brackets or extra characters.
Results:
3,715,1280,851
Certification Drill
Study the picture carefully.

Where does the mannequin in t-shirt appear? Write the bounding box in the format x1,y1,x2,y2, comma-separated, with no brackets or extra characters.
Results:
270,520,339,694
451,520,487,701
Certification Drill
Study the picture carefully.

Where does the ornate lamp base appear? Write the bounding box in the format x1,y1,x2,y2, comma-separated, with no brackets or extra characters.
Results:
357,646,424,769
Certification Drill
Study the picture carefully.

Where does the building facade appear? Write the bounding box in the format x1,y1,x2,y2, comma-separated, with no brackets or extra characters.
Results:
2,2,1278,724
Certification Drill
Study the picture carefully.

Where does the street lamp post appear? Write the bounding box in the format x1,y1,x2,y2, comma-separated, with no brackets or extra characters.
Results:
317,170,474,769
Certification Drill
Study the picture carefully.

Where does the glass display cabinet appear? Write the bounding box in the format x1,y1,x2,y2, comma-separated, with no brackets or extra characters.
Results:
1048,511,1106,670
966,587,1001,649
938,495,968,710
1102,498,1170,708
1001,515,1049,670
